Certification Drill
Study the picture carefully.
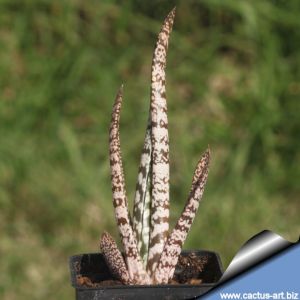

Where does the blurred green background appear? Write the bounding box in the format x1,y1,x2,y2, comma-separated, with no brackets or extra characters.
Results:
0,0,299,298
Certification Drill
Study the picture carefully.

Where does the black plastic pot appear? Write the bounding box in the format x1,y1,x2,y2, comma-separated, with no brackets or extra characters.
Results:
69,250,223,300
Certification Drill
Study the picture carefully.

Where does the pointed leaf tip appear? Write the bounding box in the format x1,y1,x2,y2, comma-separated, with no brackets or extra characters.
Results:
167,7,176,25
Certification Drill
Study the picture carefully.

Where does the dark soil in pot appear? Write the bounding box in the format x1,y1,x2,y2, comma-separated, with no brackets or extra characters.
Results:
69,250,223,300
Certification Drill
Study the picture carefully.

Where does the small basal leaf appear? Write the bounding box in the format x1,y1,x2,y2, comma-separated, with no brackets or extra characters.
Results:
100,231,132,285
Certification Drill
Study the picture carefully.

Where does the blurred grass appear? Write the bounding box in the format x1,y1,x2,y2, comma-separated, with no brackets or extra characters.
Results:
0,0,299,298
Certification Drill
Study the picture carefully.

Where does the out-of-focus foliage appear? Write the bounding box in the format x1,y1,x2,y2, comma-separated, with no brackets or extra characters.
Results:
0,0,299,298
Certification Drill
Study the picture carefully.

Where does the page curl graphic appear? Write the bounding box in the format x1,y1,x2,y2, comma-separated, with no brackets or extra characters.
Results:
219,230,299,283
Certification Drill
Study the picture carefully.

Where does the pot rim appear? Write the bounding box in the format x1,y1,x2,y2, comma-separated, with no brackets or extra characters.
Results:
69,249,223,289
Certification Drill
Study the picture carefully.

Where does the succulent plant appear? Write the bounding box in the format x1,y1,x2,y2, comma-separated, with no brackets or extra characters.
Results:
99,8,210,285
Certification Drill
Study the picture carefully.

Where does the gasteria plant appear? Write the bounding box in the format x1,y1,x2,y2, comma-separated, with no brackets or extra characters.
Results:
99,8,210,285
